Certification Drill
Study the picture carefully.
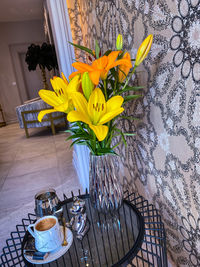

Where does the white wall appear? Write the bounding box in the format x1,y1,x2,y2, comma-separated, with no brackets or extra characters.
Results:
0,20,45,123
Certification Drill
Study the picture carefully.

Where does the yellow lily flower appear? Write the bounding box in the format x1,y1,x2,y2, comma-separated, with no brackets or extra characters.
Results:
67,88,124,141
135,34,153,67
118,52,132,83
38,75,81,122
69,51,132,85
61,72,69,85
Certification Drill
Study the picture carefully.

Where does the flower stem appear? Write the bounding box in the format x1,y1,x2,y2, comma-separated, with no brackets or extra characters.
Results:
122,65,136,91
114,67,118,95
104,80,107,100
93,131,96,154
77,122,84,132
105,120,112,148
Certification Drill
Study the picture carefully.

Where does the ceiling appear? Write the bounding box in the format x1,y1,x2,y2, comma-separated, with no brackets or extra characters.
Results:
0,0,44,22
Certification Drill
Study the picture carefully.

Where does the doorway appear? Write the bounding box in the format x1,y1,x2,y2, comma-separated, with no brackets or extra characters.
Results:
10,43,52,104
19,52,43,100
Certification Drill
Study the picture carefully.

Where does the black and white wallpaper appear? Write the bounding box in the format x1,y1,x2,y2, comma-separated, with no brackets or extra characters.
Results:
67,0,200,265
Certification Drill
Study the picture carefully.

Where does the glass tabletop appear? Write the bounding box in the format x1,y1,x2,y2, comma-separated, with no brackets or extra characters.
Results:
22,195,144,267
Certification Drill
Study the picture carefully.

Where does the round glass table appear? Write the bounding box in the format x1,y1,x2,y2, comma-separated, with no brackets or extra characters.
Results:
0,190,168,267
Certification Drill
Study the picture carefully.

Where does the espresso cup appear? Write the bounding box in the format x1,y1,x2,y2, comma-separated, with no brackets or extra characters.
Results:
27,215,63,252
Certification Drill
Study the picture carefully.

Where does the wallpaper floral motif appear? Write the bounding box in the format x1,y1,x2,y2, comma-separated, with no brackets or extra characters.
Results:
67,0,200,266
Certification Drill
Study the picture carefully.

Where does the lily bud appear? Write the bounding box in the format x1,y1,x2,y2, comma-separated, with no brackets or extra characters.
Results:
116,34,123,50
135,34,153,67
82,72,94,100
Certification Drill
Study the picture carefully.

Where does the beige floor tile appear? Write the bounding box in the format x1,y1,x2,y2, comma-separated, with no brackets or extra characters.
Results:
7,153,58,177
0,163,11,190
53,132,71,150
0,148,19,163
0,142,19,151
15,142,56,160
2,167,62,192
56,147,73,163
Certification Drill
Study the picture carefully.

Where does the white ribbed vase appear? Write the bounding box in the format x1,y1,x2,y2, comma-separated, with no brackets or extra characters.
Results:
89,154,123,213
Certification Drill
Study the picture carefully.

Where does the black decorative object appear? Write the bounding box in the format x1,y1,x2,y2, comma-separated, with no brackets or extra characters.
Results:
25,43,58,89
0,190,167,266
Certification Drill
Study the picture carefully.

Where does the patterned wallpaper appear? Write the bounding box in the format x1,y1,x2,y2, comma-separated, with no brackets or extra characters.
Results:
66,0,200,266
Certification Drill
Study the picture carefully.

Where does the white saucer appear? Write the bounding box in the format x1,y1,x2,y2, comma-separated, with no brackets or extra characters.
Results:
24,227,73,264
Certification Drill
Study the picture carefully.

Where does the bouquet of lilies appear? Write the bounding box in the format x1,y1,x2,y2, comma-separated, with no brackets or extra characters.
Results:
38,34,153,155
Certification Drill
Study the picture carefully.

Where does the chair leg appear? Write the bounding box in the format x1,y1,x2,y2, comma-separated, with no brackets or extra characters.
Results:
22,112,29,138
24,125,29,138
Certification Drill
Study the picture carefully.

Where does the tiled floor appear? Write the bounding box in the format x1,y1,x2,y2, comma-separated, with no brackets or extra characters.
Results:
0,123,81,254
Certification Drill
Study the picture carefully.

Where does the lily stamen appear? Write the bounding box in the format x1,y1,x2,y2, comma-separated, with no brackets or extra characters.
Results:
67,88,124,141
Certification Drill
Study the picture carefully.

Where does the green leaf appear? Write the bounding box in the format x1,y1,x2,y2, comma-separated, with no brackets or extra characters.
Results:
96,148,118,156
123,133,136,136
118,67,127,79
70,138,84,148
108,78,115,89
68,42,93,56
110,68,117,77
64,129,74,134
117,51,125,60
66,133,91,141
85,142,94,153
118,86,143,94
74,141,87,146
112,141,122,150
95,40,100,59
104,50,112,56
114,128,127,147
124,95,142,103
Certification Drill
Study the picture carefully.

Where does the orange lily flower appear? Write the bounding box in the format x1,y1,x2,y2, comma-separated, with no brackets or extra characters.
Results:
69,51,132,85
118,52,132,83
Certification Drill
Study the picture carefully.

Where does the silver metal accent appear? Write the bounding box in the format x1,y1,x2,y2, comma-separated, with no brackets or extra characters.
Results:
67,197,90,241
34,188,63,220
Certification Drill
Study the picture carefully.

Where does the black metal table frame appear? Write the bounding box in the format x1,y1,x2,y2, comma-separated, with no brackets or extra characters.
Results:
0,190,168,267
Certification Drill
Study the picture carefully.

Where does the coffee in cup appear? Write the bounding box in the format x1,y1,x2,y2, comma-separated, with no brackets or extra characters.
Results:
27,215,63,252
35,217,56,231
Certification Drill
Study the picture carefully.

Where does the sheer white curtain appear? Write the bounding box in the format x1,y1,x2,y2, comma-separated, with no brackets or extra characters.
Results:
47,0,89,191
